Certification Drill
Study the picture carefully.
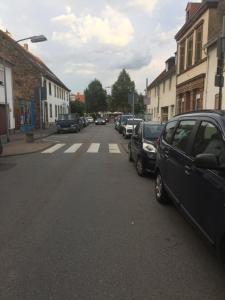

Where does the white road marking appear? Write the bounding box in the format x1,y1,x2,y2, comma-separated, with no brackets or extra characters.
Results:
87,143,100,153
42,143,66,154
109,144,120,153
64,143,83,153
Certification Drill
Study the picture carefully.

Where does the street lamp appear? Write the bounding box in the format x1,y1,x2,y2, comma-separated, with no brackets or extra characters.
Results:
16,35,47,43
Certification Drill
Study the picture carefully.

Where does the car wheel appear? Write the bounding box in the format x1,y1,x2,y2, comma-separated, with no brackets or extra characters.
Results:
155,171,170,205
136,157,146,176
128,147,133,162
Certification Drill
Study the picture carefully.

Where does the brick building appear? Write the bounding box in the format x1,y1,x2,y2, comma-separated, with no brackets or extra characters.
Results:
0,30,70,131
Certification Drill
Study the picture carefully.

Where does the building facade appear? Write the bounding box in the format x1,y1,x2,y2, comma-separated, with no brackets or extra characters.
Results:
0,56,14,137
175,0,225,114
147,57,176,122
0,30,70,131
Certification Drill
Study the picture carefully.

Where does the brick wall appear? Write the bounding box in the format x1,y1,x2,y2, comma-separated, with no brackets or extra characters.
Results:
0,31,42,129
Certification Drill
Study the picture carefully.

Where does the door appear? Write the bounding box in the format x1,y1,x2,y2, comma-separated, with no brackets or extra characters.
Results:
188,121,225,243
166,120,197,206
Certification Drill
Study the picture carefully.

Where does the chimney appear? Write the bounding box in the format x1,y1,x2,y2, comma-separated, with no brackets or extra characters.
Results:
186,2,201,22
23,43,29,51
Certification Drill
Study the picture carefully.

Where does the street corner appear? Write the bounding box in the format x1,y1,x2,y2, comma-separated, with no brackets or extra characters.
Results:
0,141,55,157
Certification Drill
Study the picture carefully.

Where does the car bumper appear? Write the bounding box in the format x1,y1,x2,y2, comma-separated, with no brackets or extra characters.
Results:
142,151,157,172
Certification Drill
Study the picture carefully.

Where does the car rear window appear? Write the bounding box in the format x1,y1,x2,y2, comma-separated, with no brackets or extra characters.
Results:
144,125,163,140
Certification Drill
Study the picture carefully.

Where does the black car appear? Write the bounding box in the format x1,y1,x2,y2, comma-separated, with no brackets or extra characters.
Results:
128,121,164,176
56,114,80,133
95,118,106,125
155,110,225,262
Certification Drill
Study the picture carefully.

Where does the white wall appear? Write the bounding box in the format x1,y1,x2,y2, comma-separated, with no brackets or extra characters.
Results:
205,45,225,110
42,77,70,124
0,63,15,130
147,73,176,122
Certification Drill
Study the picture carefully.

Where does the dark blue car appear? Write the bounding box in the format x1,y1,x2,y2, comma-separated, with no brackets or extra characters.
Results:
155,110,225,262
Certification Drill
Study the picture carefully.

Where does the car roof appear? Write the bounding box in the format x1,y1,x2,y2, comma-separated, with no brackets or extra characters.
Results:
143,121,163,125
171,110,225,133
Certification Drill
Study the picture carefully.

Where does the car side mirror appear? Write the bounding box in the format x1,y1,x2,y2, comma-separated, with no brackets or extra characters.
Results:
193,153,225,170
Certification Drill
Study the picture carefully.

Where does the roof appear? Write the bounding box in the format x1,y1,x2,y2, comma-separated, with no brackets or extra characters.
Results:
173,109,225,118
0,30,70,91
175,0,219,41
147,65,176,90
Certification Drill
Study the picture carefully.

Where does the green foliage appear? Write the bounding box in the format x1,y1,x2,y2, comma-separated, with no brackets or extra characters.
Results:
84,79,107,113
111,69,135,112
70,100,85,116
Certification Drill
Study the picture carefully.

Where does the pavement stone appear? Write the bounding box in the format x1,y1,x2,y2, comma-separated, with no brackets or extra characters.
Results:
0,127,56,157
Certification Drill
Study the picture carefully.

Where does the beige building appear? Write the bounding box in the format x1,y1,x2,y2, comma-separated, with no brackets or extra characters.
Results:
175,0,225,114
147,57,176,122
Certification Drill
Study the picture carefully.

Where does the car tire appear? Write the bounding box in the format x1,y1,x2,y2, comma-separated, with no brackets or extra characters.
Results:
129,147,133,162
136,157,146,176
155,171,170,205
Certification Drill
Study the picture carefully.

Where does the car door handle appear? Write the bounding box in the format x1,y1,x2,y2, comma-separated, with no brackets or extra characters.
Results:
164,150,169,159
184,165,192,175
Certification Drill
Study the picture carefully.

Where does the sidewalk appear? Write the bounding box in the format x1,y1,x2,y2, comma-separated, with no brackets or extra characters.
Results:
0,127,56,157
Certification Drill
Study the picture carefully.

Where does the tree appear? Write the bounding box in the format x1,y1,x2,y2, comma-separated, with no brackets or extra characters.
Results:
70,100,85,116
111,69,135,112
84,79,107,113
135,93,145,115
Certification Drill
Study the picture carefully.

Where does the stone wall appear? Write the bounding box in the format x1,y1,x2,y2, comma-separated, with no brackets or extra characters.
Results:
0,30,42,129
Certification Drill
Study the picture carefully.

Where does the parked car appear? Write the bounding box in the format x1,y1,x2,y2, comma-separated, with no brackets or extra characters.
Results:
80,117,88,127
0,139,2,155
118,114,134,133
155,110,225,262
128,121,164,176
56,114,80,133
115,116,121,130
95,118,106,125
122,118,143,138
87,116,94,123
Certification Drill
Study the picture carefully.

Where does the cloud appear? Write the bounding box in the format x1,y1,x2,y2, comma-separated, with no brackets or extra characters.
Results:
128,0,158,12
65,63,97,75
52,5,134,47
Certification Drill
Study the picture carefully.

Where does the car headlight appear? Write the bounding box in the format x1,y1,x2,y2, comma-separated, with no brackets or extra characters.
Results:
143,142,156,153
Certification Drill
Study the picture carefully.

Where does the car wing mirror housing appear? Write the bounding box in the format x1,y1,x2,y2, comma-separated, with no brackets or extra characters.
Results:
194,153,225,170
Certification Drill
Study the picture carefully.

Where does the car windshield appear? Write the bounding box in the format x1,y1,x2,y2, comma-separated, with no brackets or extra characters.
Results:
127,119,141,125
143,124,163,140
58,114,76,121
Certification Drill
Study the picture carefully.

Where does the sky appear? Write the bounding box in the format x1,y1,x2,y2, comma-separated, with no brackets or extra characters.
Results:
0,0,201,94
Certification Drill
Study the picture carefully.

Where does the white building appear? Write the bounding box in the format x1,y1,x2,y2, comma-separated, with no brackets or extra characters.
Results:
0,57,15,137
204,37,225,110
147,57,176,122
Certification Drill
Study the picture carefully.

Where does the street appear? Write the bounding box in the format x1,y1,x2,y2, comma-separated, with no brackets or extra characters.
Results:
0,123,225,300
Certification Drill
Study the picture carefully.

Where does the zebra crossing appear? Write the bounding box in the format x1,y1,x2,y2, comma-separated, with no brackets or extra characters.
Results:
41,143,122,154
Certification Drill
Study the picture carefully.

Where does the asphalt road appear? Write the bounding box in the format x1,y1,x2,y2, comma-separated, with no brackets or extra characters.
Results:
0,123,225,300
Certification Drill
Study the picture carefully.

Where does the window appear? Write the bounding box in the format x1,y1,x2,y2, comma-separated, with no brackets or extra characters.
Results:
54,85,56,97
49,104,52,118
179,40,186,73
0,69,4,85
55,105,57,118
195,25,203,63
187,35,193,67
170,105,175,118
171,120,196,153
192,122,225,164
49,82,52,95
163,121,177,144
